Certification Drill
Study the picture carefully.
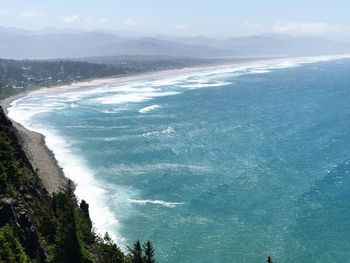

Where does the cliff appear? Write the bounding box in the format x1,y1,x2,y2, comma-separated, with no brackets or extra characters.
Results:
0,105,126,263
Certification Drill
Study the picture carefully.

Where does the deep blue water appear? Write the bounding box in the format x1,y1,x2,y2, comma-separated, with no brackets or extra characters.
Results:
9,57,350,262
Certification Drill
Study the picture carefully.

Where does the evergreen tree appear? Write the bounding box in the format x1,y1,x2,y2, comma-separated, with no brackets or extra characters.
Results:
52,185,83,263
129,240,143,263
0,225,30,263
96,233,125,263
143,241,156,263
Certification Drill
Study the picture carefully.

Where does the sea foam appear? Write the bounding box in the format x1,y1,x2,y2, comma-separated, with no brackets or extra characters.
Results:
42,130,125,244
180,81,231,89
7,54,350,251
139,104,161,113
7,101,126,247
128,199,185,208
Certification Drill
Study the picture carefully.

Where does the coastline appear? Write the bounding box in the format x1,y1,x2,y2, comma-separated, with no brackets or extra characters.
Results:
0,59,266,194
1,93,68,194
0,62,239,193
1,53,349,195
22,54,350,97
2,53,350,247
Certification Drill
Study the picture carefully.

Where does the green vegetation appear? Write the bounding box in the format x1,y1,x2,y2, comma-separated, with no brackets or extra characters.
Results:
0,57,226,100
0,107,156,262
0,224,30,263
0,59,126,100
129,240,143,263
128,240,156,263
143,241,156,263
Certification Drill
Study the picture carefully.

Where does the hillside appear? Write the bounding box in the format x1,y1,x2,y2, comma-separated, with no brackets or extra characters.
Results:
0,105,122,262
0,105,156,262
0,59,124,100
0,57,221,100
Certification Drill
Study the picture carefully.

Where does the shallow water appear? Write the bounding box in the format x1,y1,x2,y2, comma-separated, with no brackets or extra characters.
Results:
9,56,350,262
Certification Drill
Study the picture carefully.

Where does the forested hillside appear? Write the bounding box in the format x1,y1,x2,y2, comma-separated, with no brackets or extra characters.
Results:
0,57,221,100
0,59,125,99
0,106,156,262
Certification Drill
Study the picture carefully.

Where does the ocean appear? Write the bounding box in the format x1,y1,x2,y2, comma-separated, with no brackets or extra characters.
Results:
8,56,350,262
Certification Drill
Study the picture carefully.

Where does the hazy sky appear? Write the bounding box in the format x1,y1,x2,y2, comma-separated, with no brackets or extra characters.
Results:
1,0,350,40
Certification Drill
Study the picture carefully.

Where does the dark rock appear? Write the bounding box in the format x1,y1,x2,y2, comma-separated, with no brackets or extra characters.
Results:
0,198,46,262
18,210,32,228
0,106,12,127
19,185,26,195
17,209,46,261
0,198,18,227
19,226,41,259
80,199,92,226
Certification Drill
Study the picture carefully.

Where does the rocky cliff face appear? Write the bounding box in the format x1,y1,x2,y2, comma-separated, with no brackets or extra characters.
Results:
0,106,35,172
0,106,12,127
0,105,125,263
0,106,126,263
0,198,46,261
0,105,49,262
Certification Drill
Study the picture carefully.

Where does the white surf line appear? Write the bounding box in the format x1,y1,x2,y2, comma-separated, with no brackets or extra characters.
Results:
128,199,185,208
139,104,161,113
7,100,126,247
6,53,350,249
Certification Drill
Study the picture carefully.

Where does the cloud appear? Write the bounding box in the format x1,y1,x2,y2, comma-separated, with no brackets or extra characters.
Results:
95,18,107,24
20,11,45,18
124,18,140,26
59,14,79,23
271,21,334,35
0,10,6,15
241,20,349,38
242,21,265,33
175,24,188,30
85,17,108,25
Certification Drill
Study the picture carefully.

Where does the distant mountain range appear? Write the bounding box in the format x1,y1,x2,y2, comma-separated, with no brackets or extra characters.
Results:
1,27,350,59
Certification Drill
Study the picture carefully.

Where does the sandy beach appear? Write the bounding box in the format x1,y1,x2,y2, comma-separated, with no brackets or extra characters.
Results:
26,61,251,96
1,59,264,193
0,63,231,194
26,54,350,97
1,54,348,194
0,64,230,193
1,63,239,194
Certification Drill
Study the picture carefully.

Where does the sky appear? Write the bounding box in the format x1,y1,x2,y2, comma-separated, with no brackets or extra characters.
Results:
1,0,350,40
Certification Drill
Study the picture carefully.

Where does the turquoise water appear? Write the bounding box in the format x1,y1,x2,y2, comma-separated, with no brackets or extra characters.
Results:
9,57,350,262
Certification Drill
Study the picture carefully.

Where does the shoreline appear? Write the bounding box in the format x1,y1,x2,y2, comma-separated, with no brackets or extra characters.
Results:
1,53,349,194
1,93,68,194
20,54,350,97
2,53,350,245
0,58,272,193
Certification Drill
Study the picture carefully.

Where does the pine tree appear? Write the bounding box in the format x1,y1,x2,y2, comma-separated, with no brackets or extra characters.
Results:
52,191,83,263
129,240,143,263
143,241,156,263
96,233,125,263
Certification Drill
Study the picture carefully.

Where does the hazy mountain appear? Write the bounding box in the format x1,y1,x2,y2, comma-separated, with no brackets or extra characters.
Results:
0,30,230,59
160,34,350,57
0,28,349,59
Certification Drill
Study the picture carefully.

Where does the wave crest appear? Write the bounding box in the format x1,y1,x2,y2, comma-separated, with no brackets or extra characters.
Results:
139,104,161,113
128,199,185,208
